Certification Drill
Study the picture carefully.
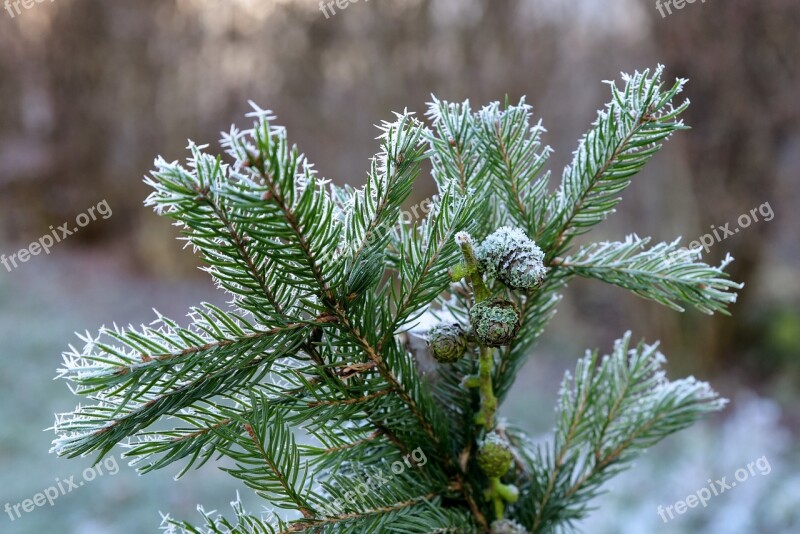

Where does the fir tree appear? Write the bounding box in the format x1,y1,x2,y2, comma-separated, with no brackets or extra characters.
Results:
52,66,741,533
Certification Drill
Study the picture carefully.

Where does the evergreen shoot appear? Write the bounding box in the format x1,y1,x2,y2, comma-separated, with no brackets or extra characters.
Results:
52,66,741,533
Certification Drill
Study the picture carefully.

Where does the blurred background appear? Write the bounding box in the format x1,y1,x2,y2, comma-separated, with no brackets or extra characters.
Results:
0,0,798,532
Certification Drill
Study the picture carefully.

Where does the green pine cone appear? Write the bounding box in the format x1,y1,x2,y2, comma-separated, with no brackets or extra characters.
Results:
427,323,468,363
476,226,547,290
477,432,513,478
469,298,521,347
490,519,530,534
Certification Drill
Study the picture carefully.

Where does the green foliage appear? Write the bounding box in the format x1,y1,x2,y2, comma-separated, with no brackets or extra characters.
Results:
53,66,741,533
557,235,740,314
537,68,690,258
514,333,726,532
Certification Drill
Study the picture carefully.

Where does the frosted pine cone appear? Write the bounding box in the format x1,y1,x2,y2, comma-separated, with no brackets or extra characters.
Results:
476,226,547,290
469,298,521,347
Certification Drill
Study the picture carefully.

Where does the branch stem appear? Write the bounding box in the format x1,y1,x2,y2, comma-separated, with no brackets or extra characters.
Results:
487,476,519,521
478,346,497,430
457,233,490,303
457,233,499,433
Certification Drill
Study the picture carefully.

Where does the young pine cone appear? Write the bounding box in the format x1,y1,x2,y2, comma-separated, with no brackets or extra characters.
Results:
476,226,547,290
469,298,521,347
477,432,513,478
426,323,468,363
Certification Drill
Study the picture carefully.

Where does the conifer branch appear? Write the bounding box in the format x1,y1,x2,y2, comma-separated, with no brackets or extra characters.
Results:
520,333,726,532
343,113,427,269
426,98,488,196
53,68,738,534
145,146,295,323
381,182,475,344
554,235,742,314
475,100,553,236
539,65,689,257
